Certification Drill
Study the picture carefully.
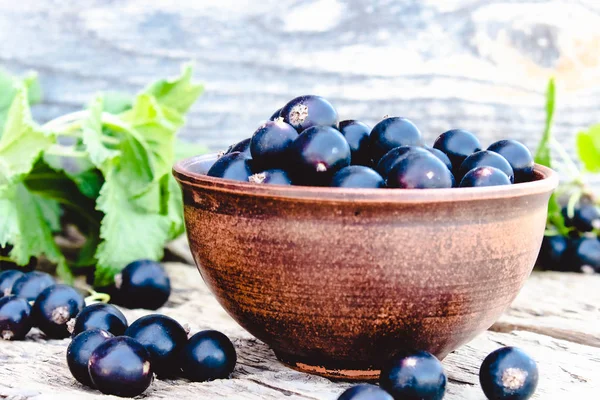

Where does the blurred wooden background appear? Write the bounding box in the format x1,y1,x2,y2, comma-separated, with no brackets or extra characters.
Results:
2,0,600,154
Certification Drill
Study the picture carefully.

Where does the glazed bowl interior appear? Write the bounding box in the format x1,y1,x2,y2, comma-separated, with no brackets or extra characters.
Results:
173,153,558,380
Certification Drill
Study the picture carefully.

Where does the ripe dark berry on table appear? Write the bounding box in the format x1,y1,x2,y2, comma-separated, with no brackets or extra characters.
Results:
0,270,24,298
0,295,32,340
379,350,447,400
125,314,188,378
570,238,600,273
487,139,534,183
69,302,128,337
337,384,394,400
248,169,292,185
32,284,85,339
375,146,429,179
180,330,237,382
10,271,55,301
338,120,372,166
280,95,338,132
250,118,298,169
457,150,514,183
459,166,511,188
114,259,171,310
479,346,538,400
562,203,600,232
387,152,455,189
425,147,453,171
225,138,252,157
208,151,254,182
88,336,153,398
369,117,423,163
537,235,570,272
433,129,482,170
330,166,385,188
67,329,114,387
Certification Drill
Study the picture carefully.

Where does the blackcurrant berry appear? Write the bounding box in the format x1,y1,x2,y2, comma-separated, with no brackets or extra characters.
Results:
280,95,338,133
459,167,511,188
207,151,254,182
570,238,600,273
479,347,538,400
425,147,453,171
380,350,447,400
458,150,514,183
89,336,153,398
375,146,429,179
269,108,282,121
180,330,237,382
387,152,455,189
114,259,171,310
330,166,385,188
369,117,423,163
248,169,292,185
433,129,481,170
289,125,351,186
337,384,394,400
250,118,298,169
125,314,188,378
67,329,114,387
537,235,569,272
338,120,372,166
32,284,85,339
487,140,534,183
11,271,55,301
69,303,128,337
0,295,32,340
563,203,600,233
0,270,24,298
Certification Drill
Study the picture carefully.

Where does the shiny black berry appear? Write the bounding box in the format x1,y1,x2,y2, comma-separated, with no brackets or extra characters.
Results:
125,314,188,377
380,350,447,400
0,295,32,340
369,117,423,163
337,384,394,400
479,347,538,400
248,169,292,185
32,284,85,339
180,330,237,382
459,167,511,188
425,147,453,171
376,146,429,180
433,129,481,170
0,270,24,298
115,259,171,310
387,152,455,189
570,238,600,273
269,108,282,121
225,138,251,156
280,95,338,133
537,235,569,271
339,120,372,166
207,152,254,182
250,118,298,169
290,126,351,186
11,271,55,301
67,329,114,387
69,303,128,337
458,151,514,183
563,203,600,232
89,336,153,398
330,166,385,188
487,140,534,183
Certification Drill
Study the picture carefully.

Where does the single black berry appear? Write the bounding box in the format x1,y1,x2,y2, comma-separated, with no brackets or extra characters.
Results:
425,147,453,171
125,314,188,378
369,117,423,163
248,169,292,185
180,330,237,382
487,140,534,183
269,108,282,121
459,167,511,188
67,328,114,387
0,270,24,298
225,138,251,157
570,238,600,273
250,118,298,169
479,347,538,400
32,284,85,339
562,203,600,233
338,120,372,166
207,152,254,182
457,151,514,183
330,166,385,188
537,235,570,272
337,384,394,400
280,95,338,133
433,129,481,170
289,125,351,186
387,152,455,189
69,303,128,337
376,146,429,179
114,259,171,310
0,295,32,340
89,336,153,398
10,271,55,301
379,350,447,400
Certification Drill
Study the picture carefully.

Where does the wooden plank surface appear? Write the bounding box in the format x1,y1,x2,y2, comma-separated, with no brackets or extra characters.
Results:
1,262,598,399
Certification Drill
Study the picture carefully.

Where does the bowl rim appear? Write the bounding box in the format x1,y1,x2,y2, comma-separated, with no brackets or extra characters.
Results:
173,153,559,204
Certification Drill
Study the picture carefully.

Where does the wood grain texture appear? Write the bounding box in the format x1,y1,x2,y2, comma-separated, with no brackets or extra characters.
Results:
0,262,599,399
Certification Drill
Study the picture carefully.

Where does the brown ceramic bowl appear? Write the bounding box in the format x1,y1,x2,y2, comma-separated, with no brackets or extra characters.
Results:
173,154,558,380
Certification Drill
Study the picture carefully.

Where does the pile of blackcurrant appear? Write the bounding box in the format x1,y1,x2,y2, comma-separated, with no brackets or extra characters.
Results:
209,95,535,189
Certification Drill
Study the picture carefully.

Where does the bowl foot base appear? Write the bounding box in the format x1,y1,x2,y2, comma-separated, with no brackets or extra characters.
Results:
274,351,380,381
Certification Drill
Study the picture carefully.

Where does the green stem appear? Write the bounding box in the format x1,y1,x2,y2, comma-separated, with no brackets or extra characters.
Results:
85,292,111,304
45,145,88,159
0,255,12,262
